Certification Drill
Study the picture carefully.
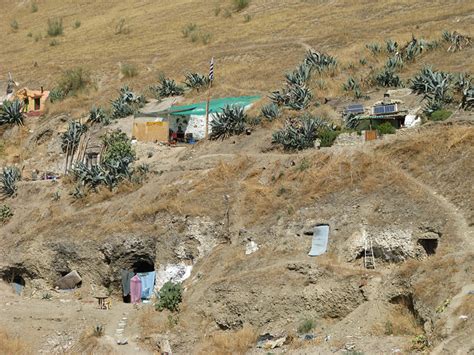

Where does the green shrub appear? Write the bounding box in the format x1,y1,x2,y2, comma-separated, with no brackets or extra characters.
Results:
156,281,182,312
429,109,452,121
31,3,38,13
233,0,250,11
93,324,104,337
244,14,252,22
377,122,396,135
49,39,59,47
27,32,33,37
1,166,21,197
182,23,197,38
319,129,340,147
210,104,246,140
297,318,315,334
214,6,221,16
73,20,81,29
52,67,91,101
10,19,19,31
121,63,138,78
223,8,232,18
47,18,63,37
0,205,13,224
115,18,130,35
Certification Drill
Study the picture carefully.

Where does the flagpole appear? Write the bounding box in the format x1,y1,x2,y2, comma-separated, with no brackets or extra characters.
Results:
205,81,212,139
205,57,214,140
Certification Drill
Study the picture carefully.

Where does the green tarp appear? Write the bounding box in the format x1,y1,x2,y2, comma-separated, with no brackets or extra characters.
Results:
168,96,260,116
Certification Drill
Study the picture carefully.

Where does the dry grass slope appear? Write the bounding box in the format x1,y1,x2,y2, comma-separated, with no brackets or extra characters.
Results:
0,0,473,117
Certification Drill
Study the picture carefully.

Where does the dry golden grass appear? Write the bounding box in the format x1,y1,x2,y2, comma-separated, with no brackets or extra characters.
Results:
0,0,472,117
0,328,31,355
197,324,257,355
372,305,422,336
70,326,114,354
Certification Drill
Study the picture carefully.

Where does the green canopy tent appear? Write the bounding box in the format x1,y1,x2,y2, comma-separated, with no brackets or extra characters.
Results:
139,96,261,141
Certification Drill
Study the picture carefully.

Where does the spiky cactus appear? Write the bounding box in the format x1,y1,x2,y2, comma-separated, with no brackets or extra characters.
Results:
0,100,24,126
61,121,88,154
343,77,363,98
1,166,21,197
210,104,246,140
184,72,209,90
261,103,280,120
385,55,404,70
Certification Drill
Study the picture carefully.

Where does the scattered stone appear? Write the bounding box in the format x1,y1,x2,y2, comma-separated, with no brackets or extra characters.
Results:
117,338,128,345
245,241,259,255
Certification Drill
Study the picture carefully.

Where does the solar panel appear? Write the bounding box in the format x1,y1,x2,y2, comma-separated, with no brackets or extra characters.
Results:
373,105,385,114
346,104,364,114
384,104,396,113
373,104,397,114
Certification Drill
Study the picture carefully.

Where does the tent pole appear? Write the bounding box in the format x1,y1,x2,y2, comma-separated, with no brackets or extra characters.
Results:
205,81,212,139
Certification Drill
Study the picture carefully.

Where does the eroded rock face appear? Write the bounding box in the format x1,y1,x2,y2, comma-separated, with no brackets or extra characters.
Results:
202,266,365,330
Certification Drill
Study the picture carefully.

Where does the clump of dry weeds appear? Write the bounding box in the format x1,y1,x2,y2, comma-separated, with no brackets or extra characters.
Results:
197,324,257,355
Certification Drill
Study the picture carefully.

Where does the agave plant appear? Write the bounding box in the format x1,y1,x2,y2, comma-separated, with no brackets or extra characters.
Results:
261,103,280,120
400,36,428,61
272,115,329,151
304,50,337,72
88,106,109,125
461,84,474,110
151,76,185,98
385,39,398,54
269,90,289,106
285,63,312,86
111,86,144,119
61,121,88,154
210,104,246,140
410,67,452,100
184,72,209,90
0,100,24,126
442,30,471,52
286,85,312,110
366,42,382,55
385,55,404,70
1,166,21,197
374,68,403,87
343,77,363,98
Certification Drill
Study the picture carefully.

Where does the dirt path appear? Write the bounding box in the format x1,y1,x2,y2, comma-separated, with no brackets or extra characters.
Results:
395,166,473,250
102,302,152,355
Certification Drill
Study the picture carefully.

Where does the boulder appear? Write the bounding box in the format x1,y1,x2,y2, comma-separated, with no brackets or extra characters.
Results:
55,270,82,290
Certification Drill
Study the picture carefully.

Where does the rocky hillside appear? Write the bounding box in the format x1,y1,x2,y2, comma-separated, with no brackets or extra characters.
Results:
0,0,473,354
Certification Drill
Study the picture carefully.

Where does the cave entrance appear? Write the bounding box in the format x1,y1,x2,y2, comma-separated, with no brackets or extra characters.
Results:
122,257,155,303
132,259,155,273
418,238,438,255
